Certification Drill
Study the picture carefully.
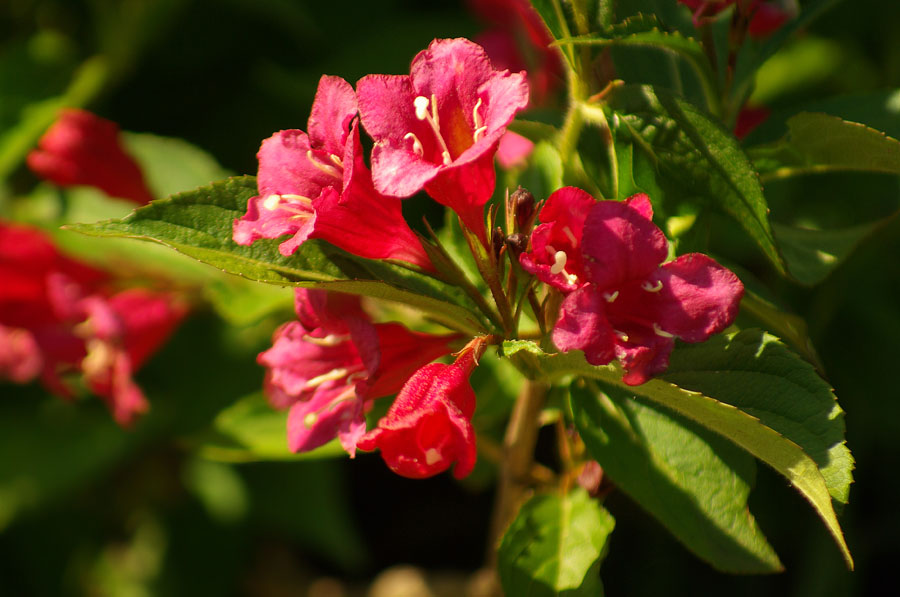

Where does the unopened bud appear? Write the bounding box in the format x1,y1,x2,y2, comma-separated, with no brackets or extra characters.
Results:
491,226,505,259
511,186,536,232
505,232,528,261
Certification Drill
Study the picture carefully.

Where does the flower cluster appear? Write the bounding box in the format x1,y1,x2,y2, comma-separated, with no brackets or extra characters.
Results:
239,37,743,479
0,221,186,425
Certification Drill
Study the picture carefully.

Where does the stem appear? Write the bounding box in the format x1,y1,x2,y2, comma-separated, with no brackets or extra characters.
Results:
487,380,549,567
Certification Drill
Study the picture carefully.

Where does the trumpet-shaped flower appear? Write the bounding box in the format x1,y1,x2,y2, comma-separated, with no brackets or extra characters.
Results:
356,350,479,480
233,76,432,270
27,109,154,205
357,38,529,240
259,289,458,456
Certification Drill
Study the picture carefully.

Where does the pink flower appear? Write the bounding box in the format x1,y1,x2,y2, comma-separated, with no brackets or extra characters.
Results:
0,221,186,425
357,38,529,242
259,289,459,456
27,108,154,205
233,76,433,270
522,193,743,385
356,347,481,480
518,187,597,292
495,131,534,169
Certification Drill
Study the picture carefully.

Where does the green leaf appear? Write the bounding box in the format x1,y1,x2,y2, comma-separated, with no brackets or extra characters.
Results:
774,218,892,286
610,85,785,273
122,132,232,199
751,113,900,180
501,336,853,568
519,141,564,201
67,176,489,335
194,392,346,463
498,487,614,596
557,24,718,113
571,383,782,573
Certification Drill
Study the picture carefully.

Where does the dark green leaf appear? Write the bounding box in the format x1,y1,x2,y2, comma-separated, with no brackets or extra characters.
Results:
774,218,893,285
571,383,782,572
67,176,489,335
751,113,900,180
498,487,614,596
610,85,785,273
501,336,853,568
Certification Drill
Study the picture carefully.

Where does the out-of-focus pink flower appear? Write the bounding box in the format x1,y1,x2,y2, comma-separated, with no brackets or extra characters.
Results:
259,289,459,456
468,0,563,104
356,345,482,480
0,221,186,425
520,192,743,385
357,38,529,242
27,108,154,205
734,104,771,140
233,76,433,270
495,130,534,169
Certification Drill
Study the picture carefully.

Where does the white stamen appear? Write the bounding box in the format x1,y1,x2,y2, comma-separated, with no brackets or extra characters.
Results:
414,95,430,120
615,330,630,342
306,149,343,179
430,94,440,127
473,125,488,142
603,290,619,303
304,412,318,428
562,226,577,246
550,250,568,274
642,280,664,293
472,97,484,130
329,153,343,168
653,323,675,338
263,194,282,210
279,193,312,205
425,448,442,465
442,151,452,166
404,132,424,157
301,333,349,347
305,367,350,389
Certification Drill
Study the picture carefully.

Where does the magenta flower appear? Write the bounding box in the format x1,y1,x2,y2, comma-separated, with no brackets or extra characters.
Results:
356,38,529,241
27,108,154,205
233,76,433,270
259,289,459,456
518,187,598,292
0,221,186,425
678,0,795,37
523,193,743,385
356,351,480,480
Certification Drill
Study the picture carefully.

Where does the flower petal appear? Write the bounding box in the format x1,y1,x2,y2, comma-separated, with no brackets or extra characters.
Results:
552,287,617,366
307,75,358,156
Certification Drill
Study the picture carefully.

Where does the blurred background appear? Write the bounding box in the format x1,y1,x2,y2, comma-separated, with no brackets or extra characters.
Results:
1,0,899,594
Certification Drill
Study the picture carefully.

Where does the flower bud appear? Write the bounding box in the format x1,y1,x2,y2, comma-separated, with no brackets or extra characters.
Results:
511,186,536,231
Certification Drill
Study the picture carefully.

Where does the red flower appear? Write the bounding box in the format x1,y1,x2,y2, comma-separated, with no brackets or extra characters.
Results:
233,76,433,270
27,108,154,205
521,192,743,385
259,289,458,456
519,187,597,292
0,221,186,425
356,347,481,480
734,104,771,140
357,38,529,242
